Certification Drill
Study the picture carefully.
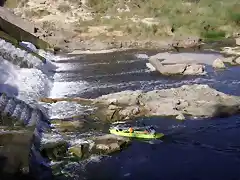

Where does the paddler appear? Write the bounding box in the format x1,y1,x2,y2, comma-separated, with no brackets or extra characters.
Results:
128,127,134,133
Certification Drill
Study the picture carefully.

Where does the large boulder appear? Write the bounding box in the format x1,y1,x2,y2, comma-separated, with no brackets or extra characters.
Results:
148,56,205,75
93,84,240,121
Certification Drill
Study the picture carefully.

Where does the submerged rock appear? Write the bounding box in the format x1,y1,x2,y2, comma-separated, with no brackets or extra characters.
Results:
93,84,240,121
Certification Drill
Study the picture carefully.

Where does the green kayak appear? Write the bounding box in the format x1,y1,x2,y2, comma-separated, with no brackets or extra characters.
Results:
109,128,164,139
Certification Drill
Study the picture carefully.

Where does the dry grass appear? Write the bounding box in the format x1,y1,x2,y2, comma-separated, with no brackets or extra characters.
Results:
83,0,240,40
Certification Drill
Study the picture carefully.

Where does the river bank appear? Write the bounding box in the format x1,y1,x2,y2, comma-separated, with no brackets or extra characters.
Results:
2,0,238,53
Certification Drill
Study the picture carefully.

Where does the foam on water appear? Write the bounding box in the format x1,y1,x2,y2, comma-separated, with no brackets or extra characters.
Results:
41,132,65,144
135,53,149,59
49,81,89,98
0,57,52,103
47,101,94,119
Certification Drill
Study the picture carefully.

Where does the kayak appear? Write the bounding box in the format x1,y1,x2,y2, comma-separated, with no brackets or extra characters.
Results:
109,128,164,139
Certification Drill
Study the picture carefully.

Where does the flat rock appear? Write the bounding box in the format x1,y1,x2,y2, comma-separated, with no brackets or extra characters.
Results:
93,84,240,120
150,52,222,65
148,56,205,75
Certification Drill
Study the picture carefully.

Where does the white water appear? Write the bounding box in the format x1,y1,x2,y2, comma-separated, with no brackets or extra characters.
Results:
0,55,52,105
0,38,88,119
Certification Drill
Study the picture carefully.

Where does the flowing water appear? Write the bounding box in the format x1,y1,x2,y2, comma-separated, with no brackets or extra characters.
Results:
48,50,240,180
1,38,240,180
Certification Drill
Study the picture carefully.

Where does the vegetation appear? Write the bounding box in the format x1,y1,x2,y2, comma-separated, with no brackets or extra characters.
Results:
84,0,240,40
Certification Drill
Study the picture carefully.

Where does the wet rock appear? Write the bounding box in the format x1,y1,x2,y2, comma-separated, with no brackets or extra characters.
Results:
148,56,205,75
212,58,226,69
40,140,68,161
68,143,90,159
68,134,130,159
91,134,130,154
51,119,85,132
93,84,240,120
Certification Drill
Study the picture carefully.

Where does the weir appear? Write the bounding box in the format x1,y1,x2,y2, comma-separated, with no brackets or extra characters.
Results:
0,20,55,178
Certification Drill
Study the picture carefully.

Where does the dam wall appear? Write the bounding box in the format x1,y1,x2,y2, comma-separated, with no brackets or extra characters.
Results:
0,6,51,50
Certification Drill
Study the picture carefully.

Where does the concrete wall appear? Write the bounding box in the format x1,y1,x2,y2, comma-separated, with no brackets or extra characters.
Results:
0,7,51,50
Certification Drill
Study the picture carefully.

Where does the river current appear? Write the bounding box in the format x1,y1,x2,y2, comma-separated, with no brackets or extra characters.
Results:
0,39,240,180
49,50,240,180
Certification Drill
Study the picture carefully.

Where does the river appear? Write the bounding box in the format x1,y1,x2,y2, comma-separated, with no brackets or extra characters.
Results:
0,38,240,179
47,50,240,180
